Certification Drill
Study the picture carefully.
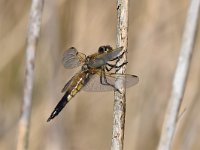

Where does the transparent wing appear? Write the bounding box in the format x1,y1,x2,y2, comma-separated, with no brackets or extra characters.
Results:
61,78,73,93
100,47,123,61
83,73,139,92
87,47,123,68
62,47,86,69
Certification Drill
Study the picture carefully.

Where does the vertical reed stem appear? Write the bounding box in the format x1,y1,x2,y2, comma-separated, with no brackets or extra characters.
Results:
111,0,129,150
157,0,200,150
17,1,44,150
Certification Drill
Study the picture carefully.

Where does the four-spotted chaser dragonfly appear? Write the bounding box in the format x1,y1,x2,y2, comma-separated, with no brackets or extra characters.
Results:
47,45,139,122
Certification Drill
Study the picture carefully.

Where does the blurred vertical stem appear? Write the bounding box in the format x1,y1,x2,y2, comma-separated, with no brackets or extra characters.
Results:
157,0,200,150
111,0,129,150
16,0,44,150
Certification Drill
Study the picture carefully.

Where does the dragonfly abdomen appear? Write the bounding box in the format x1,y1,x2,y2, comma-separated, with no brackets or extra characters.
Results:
47,91,71,122
47,71,90,122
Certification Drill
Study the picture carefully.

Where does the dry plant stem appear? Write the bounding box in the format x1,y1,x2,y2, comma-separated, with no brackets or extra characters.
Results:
157,0,200,150
16,0,44,150
111,0,129,150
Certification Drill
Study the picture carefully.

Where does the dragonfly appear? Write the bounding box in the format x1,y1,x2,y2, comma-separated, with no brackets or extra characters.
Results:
47,45,139,122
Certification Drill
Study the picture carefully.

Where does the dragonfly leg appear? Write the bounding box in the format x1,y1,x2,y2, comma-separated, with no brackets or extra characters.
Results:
109,50,126,62
100,71,122,93
115,61,128,72
106,61,128,72
105,65,113,71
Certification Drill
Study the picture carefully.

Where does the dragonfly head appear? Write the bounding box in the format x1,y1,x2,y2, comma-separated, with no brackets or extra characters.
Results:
98,45,113,54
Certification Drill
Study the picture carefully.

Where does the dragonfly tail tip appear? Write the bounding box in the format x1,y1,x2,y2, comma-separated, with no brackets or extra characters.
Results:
47,117,51,122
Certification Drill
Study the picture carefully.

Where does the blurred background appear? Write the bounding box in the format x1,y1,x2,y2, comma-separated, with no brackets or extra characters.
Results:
0,0,200,150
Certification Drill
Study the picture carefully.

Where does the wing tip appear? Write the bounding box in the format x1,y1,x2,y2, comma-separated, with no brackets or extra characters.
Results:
132,75,139,85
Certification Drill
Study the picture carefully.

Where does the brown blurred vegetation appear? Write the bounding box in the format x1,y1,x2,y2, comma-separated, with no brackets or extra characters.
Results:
0,0,200,150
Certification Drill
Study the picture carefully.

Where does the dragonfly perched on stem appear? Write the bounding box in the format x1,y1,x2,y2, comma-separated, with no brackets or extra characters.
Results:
47,45,139,122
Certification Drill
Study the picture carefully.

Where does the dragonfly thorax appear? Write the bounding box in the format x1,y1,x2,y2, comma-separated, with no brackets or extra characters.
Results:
82,64,89,71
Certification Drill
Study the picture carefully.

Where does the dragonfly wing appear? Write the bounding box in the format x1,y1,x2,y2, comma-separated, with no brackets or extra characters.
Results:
102,47,123,61
61,78,73,93
87,47,123,68
62,47,86,69
82,73,139,92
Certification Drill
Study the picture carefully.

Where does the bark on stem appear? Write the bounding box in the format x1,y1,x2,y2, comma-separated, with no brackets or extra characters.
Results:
111,0,129,150
157,0,200,150
16,1,44,150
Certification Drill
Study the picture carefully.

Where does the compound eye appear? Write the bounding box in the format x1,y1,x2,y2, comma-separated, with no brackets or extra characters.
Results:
105,45,112,52
98,46,105,53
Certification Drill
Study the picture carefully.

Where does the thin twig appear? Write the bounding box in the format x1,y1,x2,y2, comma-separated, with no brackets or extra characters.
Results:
16,0,44,150
111,0,129,150
157,0,200,150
